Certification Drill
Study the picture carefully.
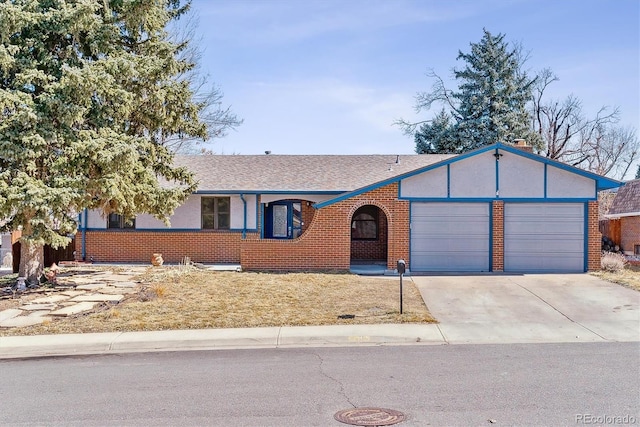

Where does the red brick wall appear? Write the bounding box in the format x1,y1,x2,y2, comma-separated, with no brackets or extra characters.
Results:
350,208,388,261
588,201,601,271
620,216,640,255
241,183,409,271
75,230,257,264
492,201,504,271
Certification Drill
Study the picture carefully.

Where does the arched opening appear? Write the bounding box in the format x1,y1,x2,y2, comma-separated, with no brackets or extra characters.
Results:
350,205,388,264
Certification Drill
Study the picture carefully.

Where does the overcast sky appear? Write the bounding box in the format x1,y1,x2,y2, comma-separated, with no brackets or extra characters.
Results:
188,0,639,177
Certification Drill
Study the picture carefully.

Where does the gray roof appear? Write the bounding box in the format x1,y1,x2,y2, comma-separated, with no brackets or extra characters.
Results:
173,154,454,193
609,179,640,215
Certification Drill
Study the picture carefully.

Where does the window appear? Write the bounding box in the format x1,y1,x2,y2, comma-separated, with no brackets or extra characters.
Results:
202,197,230,230
635,245,640,256
108,213,135,229
351,206,378,240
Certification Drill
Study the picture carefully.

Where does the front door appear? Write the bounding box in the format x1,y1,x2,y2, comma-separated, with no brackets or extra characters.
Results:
264,201,302,239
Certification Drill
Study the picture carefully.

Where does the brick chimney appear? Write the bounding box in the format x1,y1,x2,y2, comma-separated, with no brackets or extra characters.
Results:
513,139,533,153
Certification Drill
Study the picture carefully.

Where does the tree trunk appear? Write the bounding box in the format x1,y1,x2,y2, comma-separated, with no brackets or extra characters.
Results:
19,240,44,284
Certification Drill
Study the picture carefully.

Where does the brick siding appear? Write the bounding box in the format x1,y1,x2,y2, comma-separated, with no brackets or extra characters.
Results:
620,216,640,256
588,201,601,271
241,183,409,271
75,230,257,264
492,201,504,271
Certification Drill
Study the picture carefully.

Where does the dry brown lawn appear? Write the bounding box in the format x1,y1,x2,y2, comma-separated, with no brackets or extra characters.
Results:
0,267,435,336
591,264,640,292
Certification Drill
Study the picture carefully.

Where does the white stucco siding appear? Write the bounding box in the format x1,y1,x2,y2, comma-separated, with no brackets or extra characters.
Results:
86,210,106,229
547,166,595,198
230,194,257,229
84,193,258,230
136,195,202,229
449,151,496,198
498,154,545,198
400,166,447,198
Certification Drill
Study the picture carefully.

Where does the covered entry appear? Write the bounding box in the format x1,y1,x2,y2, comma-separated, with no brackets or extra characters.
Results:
350,205,388,263
410,202,490,272
504,203,585,272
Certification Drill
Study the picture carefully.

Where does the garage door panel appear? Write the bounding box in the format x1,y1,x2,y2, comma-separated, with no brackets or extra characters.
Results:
506,254,584,271
411,203,489,272
505,203,584,273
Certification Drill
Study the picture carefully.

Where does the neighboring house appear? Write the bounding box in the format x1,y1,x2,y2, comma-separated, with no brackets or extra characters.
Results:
75,142,621,273
604,179,640,256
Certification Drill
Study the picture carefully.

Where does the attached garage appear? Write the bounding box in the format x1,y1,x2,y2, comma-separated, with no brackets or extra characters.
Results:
504,203,585,272
411,202,490,272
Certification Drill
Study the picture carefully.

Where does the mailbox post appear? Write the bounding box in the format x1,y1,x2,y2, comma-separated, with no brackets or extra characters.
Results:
397,259,406,314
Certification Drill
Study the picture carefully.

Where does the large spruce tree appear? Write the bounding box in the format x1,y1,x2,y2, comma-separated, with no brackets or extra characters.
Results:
400,29,540,153
0,1,204,281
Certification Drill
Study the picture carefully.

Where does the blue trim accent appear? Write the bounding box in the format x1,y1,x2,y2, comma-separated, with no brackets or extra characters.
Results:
544,163,548,199
256,199,260,235
240,193,247,239
489,202,493,272
446,164,451,198
398,180,402,199
82,209,87,261
398,197,597,203
260,203,265,239
84,228,257,233
194,190,343,195
408,202,412,264
495,148,500,198
584,202,589,272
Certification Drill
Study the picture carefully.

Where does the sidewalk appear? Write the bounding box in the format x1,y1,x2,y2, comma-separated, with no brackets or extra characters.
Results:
0,324,446,359
3,317,636,360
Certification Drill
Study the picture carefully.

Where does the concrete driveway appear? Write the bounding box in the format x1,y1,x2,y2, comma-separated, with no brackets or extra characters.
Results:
412,274,640,344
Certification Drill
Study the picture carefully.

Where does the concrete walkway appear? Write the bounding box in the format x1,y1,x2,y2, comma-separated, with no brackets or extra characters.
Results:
1,273,638,360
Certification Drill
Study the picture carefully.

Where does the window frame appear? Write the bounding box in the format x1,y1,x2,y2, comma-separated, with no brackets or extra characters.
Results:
107,213,135,230
201,196,231,230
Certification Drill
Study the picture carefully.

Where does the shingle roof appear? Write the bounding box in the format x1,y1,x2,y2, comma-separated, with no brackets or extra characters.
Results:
173,154,454,193
609,179,640,215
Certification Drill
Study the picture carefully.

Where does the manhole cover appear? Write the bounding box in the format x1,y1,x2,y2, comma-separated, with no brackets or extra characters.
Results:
334,407,405,426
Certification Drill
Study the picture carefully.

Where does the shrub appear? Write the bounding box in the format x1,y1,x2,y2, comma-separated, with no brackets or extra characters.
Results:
601,251,628,272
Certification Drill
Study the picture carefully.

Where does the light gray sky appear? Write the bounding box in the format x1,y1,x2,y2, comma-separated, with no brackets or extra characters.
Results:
189,0,639,177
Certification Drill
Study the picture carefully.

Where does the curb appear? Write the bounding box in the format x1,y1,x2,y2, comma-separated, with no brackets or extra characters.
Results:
0,324,446,359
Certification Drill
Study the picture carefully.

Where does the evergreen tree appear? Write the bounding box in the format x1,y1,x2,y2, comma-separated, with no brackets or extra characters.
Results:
453,30,538,150
0,1,205,281
415,109,459,154
636,164,640,179
403,29,540,153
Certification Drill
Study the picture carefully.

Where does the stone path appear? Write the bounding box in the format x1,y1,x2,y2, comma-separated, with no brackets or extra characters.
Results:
0,267,146,328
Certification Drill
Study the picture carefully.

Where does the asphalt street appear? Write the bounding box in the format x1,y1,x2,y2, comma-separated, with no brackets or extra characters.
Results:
1,342,638,426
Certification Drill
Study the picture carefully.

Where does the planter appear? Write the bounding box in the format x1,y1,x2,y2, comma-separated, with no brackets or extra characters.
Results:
151,253,164,266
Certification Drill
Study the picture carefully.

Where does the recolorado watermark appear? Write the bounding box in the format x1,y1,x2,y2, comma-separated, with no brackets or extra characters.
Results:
576,414,637,425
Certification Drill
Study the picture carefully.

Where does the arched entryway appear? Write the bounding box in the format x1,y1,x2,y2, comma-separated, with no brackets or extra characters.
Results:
350,205,388,264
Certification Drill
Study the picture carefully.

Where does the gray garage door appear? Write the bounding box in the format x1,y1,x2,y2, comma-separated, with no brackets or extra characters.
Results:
411,203,490,272
504,203,584,272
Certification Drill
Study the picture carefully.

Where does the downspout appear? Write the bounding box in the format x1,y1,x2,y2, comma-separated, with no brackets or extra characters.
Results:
240,194,247,239
81,209,88,261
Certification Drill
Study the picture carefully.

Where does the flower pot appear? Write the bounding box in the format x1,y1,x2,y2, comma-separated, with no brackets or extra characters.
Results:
151,253,164,266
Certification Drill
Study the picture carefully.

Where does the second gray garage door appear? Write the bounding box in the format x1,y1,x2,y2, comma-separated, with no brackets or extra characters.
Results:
504,203,585,272
411,202,490,272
